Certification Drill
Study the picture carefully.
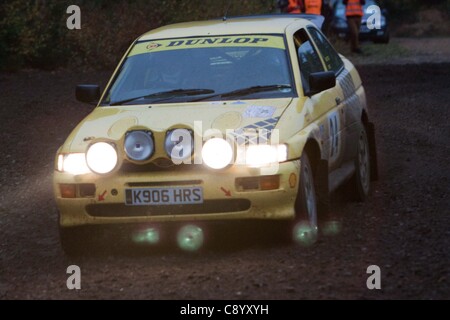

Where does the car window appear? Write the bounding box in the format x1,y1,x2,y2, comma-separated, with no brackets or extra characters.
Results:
307,26,344,74
293,29,324,93
102,35,294,105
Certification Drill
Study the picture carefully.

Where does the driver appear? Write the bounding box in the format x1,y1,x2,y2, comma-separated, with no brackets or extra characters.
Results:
156,50,186,87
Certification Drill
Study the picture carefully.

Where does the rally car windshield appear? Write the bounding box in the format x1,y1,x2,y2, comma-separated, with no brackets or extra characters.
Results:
102,35,294,105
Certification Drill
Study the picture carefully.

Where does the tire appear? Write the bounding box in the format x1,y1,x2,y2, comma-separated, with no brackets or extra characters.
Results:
59,225,90,256
348,125,371,201
292,153,319,246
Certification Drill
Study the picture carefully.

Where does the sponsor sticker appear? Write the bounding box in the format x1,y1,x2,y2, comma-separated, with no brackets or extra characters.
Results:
129,35,286,57
243,105,276,119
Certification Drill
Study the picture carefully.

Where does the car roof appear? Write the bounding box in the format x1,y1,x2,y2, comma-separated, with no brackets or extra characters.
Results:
138,14,323,41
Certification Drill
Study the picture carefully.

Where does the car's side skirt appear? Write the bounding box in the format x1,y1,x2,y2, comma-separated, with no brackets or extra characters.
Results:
328,160,356,193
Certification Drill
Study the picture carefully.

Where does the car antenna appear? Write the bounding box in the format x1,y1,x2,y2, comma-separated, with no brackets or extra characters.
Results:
223,0,232,21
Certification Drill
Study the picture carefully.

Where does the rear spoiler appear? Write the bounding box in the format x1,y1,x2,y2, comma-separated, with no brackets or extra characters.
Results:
220,14,325,29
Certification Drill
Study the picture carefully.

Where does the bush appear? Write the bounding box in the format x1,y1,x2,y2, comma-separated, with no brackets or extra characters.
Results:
0,0,274,71
379,0,449,23
0,1,69,70
2,0,449,70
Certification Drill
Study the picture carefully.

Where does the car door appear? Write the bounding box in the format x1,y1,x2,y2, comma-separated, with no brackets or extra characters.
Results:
306,26,358,164
293,28,345,170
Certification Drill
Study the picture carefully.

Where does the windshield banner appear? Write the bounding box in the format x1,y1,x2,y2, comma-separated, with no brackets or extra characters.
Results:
129,35,285,57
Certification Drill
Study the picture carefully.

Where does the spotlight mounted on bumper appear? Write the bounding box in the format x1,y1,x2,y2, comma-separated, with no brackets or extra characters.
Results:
124,130,154,161
165,129,193,163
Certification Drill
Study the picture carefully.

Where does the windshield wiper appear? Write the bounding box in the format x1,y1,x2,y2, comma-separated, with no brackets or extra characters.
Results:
193,84,292,102
109,88,215,106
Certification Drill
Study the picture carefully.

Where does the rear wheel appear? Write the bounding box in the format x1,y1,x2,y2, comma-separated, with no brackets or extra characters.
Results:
348,125,371,201
292,153,318,246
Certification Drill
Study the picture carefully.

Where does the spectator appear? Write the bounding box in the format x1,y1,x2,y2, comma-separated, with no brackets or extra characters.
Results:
322,0,334,34
343,0,366,54
287,0,323,15
304,0,322,15
287,0,304,13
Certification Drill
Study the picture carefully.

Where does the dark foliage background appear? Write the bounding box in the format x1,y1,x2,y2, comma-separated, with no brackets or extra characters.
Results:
0,0,448,70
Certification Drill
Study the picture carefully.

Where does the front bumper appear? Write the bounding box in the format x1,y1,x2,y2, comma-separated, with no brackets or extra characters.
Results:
54,160,300,227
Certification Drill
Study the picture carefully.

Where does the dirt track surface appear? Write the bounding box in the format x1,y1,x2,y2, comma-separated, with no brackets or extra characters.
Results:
0,63,449,299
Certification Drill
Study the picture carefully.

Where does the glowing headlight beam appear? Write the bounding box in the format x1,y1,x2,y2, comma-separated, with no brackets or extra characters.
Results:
86,142,118,174
58,153,90,175
201,138,233,169
245,144,287,167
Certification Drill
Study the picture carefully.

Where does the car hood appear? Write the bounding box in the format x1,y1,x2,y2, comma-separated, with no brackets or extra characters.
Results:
65,98,293,152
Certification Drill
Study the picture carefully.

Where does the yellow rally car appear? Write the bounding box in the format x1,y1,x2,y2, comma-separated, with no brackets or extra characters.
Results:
54,14,378,254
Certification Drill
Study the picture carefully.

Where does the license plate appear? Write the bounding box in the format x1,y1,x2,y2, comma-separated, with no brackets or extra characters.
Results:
125,187,203,206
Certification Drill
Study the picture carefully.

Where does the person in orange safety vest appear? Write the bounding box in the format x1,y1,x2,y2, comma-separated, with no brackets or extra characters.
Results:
344,0,365,54
304,0,322,15
287,0,322,15
287,0,304,13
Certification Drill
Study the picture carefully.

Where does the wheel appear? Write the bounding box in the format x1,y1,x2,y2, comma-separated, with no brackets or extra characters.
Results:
348,125,371,201
59,225,90,256
292,153,318,246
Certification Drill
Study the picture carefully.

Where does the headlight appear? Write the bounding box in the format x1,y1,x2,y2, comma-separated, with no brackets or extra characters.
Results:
201,138,233,169
57,153,90,175
86,142,118,174
124,131,154,161
245,144,287,167
165,129,193,163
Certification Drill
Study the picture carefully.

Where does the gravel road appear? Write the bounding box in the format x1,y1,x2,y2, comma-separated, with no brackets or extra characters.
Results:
0,62,448,299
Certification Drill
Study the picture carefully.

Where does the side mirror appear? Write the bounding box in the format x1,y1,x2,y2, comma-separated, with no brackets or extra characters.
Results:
76,84,100,104
306,71,336,97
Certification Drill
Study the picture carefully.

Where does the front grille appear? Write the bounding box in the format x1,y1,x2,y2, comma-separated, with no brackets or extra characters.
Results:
127,180,202,187
120,160,203,173
86,199,251,217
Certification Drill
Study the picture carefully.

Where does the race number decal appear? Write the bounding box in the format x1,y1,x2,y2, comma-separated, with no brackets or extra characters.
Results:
329,111,340,158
